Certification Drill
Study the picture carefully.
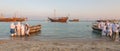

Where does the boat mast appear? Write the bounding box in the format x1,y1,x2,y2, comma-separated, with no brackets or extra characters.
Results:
0,13,4,18
54,9,56,17
67,13,70,17
14,12,17,18
14,11,18,18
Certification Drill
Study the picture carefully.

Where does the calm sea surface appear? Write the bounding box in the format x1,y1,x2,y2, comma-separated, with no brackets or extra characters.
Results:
0,20,102,41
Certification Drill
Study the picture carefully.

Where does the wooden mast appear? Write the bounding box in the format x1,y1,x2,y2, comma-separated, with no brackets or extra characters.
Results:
54,9,56,17
0,13,4,18
13,12,18,22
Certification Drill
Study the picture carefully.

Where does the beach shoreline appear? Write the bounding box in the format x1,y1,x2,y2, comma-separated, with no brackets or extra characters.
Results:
0,38,120,51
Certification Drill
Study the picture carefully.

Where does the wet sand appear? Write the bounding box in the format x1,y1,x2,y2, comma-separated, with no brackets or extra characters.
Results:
0,38,120,51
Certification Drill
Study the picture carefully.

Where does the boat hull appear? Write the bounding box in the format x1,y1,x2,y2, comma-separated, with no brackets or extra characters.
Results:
48,17,68,22
92,26,102,31
69,19,79,22
0,17,26,22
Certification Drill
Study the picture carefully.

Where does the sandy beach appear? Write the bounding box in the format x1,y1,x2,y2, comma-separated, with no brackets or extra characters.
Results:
0,38,120,51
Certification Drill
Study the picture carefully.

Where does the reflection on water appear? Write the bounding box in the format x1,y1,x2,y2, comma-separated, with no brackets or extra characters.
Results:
11,36,30,41
92,30,102,38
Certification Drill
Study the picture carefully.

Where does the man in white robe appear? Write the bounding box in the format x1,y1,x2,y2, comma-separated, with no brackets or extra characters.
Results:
16,22,21,36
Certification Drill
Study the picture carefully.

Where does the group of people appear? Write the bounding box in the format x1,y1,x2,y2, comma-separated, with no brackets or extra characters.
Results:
98,20,120,41
10,22,30,36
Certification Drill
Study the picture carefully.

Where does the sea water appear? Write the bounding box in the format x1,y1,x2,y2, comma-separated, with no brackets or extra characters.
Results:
0,20,102,40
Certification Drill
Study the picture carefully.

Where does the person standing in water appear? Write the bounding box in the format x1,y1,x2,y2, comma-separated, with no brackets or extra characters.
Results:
112,21,119,41
106,21,112,38
99,21,106,36
16,22,21,36
21,23,25,36
10,22,16,36
25,23,30,36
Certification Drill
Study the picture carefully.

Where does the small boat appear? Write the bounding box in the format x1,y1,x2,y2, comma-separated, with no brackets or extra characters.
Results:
69,19,79,22
92,24,102,31
48,17,68,22
29,24,41,34
11,24,41,37
92,20,106,31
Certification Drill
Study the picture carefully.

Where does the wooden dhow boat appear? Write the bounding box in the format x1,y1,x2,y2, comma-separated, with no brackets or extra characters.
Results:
0,13,27,22
48,9,68,22
0,17,27,22
48,17,68,22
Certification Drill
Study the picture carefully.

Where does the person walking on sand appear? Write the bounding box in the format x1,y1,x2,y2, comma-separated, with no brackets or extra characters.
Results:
21,23,25,36
112,22,119,41
16,22,21,36
10,22,16,36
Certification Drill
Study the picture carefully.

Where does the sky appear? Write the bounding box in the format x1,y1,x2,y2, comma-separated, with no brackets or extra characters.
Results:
0,0,120,20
